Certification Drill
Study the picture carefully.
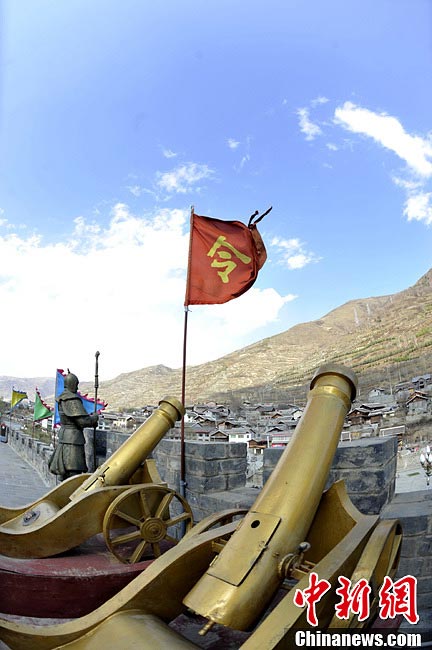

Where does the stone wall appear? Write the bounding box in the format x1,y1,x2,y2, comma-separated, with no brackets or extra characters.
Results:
8,428,398,519
7,427,106,487
263,436,398,515
153,439,249,521
7,429,55,487
381,490,432,614
100,433,250,521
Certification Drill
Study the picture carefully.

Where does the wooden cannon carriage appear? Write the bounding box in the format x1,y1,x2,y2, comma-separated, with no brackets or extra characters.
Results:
0,365,402,649
0,397,194,564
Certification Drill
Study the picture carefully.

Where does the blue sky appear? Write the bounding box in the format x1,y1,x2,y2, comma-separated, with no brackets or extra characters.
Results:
1,0,431,382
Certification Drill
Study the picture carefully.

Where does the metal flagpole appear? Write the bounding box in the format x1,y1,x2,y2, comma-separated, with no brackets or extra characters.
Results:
180,206,194,519
93,351,100,471
180,305,189,498
52,373,60,485
9,392,12,443
52,373,59,450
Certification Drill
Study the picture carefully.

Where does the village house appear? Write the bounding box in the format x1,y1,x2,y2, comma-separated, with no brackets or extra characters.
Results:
223,417,250,430
98,412,120,431
270,431,292,447
367,387,396,405
227,427,255,444
243,404,276,425
406,391,431,418
270,405,303,420
117,414,138,429
87,368,432,449
193,413,219,428
347,403,388,427
412,374,432,392
380,424,406,442
248,438,267,454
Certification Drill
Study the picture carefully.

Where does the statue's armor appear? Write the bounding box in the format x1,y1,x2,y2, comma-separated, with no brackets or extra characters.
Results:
57,390,92,445
49,376,98,480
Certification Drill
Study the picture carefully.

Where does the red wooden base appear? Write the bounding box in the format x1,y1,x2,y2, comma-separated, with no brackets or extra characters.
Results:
0,534,155,618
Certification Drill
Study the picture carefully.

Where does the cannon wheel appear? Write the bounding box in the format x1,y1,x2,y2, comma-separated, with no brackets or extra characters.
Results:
103,485,194,564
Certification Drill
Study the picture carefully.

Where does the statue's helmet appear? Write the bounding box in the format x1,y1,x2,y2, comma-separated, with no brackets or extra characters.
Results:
64,372,79,392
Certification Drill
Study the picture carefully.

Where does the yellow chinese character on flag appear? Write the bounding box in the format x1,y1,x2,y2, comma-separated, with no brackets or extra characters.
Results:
207,235,252,283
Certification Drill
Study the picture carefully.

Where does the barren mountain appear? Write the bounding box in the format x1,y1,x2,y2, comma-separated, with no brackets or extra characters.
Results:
2,269,430,410
78,267,432,408
0,377,55,405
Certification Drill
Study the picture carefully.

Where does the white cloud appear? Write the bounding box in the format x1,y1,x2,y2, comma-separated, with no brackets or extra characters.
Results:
403,192,432,225
0,206,292,380
187,288,296,361
0,211,26,231
333,102,432,227
127,185,142,197
271,237,320,269
334,102,432,177
297,107,322,141
227,138,240,150
162,148,178,159
392,176,422,192
231,135,253,172
156,162,215,194
239,154,250,170
392,175,432,224
311,96,329,107
326,143,338,151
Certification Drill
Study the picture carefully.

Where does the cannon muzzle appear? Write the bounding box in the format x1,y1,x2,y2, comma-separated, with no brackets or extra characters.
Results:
70,396,184,500
183,364,357,631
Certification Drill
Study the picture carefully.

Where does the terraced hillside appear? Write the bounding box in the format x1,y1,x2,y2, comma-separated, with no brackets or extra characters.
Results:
80,268,432,408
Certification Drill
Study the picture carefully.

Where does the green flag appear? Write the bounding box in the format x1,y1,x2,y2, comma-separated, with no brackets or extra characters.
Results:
33,390,53,422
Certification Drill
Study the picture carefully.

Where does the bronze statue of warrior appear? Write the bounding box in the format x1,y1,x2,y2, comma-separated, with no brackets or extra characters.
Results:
48,371,98,481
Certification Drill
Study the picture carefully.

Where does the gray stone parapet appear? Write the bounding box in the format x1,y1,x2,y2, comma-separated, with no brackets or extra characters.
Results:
263,436,398,515
7,429,55,488
153,439,248,521
103,433,249,520
381,490,432,613
326,436,398,515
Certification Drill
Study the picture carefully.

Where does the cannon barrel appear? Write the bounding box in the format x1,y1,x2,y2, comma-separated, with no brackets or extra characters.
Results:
70,396,184,500
183,364,357,631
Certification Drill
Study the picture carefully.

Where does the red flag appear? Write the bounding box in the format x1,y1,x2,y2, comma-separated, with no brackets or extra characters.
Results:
185,213,267,306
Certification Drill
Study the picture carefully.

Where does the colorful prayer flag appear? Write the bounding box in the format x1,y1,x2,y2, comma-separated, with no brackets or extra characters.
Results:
11,389,28,409
33,389,53,422
184,212,267,306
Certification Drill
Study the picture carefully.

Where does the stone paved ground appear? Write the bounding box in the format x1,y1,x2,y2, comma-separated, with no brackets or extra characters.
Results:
0,443,54,649
396,448,432,493
0,441,49,507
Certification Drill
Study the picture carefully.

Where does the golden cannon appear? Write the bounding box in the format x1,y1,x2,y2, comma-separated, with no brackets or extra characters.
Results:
0,365,402,649
0,397,195,563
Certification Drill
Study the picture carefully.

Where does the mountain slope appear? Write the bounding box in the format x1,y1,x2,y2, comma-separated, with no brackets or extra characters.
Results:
79,267,432,407
0,377,55,404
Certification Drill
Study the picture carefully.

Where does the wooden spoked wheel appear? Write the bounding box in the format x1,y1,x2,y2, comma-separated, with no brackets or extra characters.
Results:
329,519,403,629
103,485,194,564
